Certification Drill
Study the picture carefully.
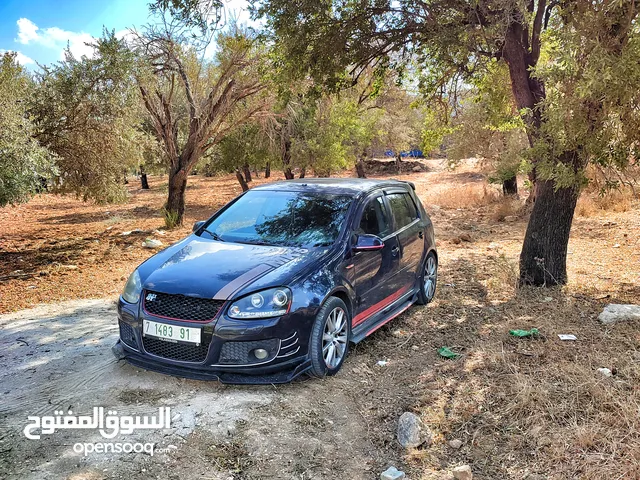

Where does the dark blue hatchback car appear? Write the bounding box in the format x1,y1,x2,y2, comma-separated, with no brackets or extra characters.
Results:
113,178,437,383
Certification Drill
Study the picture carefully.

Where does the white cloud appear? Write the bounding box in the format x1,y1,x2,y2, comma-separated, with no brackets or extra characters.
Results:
15,18,39,44
14,17,96,60
0,49,35,66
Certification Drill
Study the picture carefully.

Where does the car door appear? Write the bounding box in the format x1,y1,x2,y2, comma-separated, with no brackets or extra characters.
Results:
385,190,424,289
350,194,402,327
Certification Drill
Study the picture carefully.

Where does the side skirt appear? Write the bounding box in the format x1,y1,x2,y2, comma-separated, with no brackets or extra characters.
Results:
350,289,418,344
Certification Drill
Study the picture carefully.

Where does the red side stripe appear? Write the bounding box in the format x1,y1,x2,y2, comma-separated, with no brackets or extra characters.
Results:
365,302,413,336
352,285,409,327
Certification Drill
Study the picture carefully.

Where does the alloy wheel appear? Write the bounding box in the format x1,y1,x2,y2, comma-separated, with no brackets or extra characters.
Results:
424,255,437,300
322,307,348,369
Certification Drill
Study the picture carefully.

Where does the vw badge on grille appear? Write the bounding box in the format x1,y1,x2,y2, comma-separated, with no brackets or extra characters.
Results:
146,293,157,302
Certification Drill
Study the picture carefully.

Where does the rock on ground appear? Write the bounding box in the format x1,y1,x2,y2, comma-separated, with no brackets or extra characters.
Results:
397,412,432,448
598,304,640,324
448,439,463,449
452,465,473,480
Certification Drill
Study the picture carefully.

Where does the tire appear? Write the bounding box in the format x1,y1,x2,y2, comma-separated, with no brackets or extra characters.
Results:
416,251,438,305
309,296,350,377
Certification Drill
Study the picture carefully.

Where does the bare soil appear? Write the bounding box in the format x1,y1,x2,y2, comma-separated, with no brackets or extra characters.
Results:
1,160,639,479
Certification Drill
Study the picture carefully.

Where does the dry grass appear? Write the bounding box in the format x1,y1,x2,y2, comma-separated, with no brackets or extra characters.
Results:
423,183,501,210
577,187,635,217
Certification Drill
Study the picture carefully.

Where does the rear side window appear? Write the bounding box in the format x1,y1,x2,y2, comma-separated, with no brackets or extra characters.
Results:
357,196,391,237
387,193,419,229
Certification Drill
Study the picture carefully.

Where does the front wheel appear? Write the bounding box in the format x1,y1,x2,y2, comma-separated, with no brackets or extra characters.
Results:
309,297,350,377
416,251,438,305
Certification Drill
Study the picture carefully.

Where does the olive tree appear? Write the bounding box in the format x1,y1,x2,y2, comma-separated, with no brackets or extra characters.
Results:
0,53,53,206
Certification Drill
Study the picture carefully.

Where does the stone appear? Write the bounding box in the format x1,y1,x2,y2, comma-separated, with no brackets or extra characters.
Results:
380,466,406,480
448,439,463,449
597,367,612,377
397,412,431,448
452,465,472,480
412,166,423,172
598,304,640,324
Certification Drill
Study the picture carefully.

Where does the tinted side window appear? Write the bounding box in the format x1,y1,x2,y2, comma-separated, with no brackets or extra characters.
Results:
358,196,390,237
387,193,418,229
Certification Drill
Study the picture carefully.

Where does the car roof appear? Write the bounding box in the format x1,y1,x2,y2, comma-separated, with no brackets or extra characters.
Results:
251,178,412,195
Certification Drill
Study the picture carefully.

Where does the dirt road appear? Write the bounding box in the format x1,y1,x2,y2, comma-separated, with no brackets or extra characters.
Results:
0,299,403,480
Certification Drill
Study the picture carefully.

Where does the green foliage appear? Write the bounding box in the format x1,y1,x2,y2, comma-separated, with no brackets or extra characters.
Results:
0,53,54,206
421,110,454,156
216,122,277,172
32,30,143,203
445,60,528,183
161,207,180,229
530,3,640,190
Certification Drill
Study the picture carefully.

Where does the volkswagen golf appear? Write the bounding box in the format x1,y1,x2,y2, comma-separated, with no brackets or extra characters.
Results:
113,178,437,383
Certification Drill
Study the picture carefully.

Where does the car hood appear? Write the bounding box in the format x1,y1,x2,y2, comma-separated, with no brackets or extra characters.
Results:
138,235,326,300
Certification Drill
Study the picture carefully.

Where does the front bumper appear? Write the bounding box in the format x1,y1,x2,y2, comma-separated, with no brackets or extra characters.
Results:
115,297,314,384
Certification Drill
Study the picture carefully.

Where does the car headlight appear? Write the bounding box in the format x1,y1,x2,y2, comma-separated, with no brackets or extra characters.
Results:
227,288,292,319
122,269,142,303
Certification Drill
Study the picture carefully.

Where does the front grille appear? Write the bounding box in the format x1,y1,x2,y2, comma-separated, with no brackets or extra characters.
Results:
218,339,280,365
119,320,137,348
143,337,210,363
143,290,224,321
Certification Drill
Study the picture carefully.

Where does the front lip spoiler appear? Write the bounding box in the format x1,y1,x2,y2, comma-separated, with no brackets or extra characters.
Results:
112,340,312,385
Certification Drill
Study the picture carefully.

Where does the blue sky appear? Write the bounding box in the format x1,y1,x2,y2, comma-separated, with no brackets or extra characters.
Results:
0,0,250,67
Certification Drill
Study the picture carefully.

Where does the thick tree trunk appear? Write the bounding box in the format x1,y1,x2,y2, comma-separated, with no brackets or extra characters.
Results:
356,158,366,178
165,169,188,227
265,162,271,178
519,179,579,286
243,163,252,182
502,176,518,196
299,167,306,179
395,153,402,173
253,166,259,179
140,173,150,190
235,169,249,191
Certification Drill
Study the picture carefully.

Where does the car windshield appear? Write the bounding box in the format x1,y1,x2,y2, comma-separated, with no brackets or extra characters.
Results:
201,190,353,247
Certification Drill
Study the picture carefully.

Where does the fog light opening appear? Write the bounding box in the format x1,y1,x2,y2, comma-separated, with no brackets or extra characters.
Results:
253,348,269,360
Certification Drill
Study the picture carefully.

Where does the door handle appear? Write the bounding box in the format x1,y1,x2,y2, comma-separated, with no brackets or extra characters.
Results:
391,246,400,257
418,231,424,239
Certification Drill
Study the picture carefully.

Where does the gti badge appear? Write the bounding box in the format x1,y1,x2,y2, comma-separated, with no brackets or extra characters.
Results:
146,293,157,302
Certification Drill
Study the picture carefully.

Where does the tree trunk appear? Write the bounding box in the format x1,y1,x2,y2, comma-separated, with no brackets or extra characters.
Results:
243,163,252,182
395,153,402,173
502,176,518,196
253,166,259,179
265,162,271,178
299,167,306,179
519,179,579,286
140,173,150,190
123,170,128,185
282,128,294,179
356,158,366,178
165,169,188,227
235,169,249,192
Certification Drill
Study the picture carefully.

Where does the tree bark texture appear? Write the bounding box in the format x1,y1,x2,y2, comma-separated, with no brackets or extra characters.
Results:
235,168,249,191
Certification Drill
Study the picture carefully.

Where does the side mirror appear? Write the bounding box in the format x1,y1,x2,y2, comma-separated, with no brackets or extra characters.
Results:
192,220,205,233
353,234,384,252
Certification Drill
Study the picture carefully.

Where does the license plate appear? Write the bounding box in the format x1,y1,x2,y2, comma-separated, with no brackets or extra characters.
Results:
143,320,201,345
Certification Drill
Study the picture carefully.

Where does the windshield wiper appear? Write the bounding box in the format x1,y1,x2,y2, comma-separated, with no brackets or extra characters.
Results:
205,230,224,242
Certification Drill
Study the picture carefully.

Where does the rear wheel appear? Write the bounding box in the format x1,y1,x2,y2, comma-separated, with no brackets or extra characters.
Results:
309,297,350,377
416,251,438,305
